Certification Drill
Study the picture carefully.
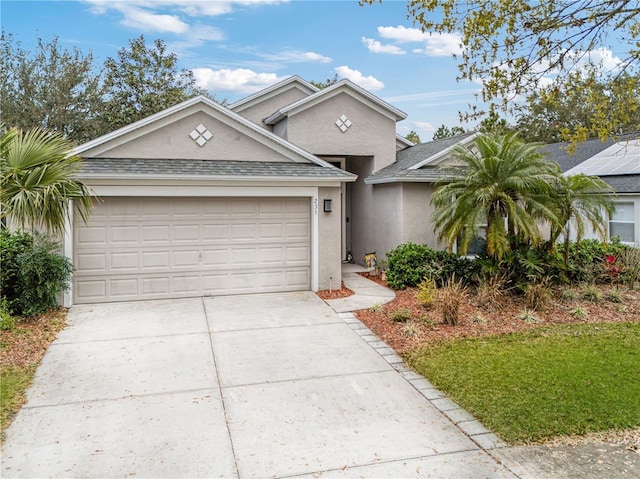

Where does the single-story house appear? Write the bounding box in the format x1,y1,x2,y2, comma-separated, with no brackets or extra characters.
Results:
62,75,639,306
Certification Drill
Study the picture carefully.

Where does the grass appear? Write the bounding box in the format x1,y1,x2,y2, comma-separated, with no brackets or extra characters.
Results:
0,365,37,432
407,322,640,444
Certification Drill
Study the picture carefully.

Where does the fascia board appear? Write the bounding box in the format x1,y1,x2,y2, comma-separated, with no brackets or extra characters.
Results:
408,132,479,170
77,173,357,183
365,176,440,185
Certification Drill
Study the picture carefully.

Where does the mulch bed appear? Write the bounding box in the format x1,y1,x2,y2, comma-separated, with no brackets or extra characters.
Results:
0,308,67,369
316,282,354,300
352,279,640,354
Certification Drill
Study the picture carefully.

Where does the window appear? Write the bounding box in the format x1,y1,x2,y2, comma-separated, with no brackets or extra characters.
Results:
457,225,487,255
609,202,635,243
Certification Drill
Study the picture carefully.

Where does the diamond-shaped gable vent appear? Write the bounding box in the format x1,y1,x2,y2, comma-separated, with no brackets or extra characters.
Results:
189,124,213,147
335,115,352,133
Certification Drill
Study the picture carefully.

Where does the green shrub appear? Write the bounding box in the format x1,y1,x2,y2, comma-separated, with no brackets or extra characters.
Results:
0,299,15,331
619,247,640,289
0,230,34,311
385,243,439,290
385,242,479,290
582,284,602,302
0,230,72,316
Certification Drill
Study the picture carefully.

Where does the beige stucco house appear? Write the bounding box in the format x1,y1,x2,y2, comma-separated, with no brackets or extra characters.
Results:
65,76,412,305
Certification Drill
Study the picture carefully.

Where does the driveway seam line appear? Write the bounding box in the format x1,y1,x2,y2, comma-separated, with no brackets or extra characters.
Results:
203,297,241,479
220,368,395,390
19,387,220,410
266,447,492,479
210,320,344,334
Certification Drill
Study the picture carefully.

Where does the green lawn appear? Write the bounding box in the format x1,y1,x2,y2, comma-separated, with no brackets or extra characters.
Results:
0,365,37,434
407,322,640,444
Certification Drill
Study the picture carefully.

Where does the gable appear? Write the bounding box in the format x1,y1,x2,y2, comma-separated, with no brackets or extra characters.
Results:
88,109,291,162
76,97,324,165
229,76,318,127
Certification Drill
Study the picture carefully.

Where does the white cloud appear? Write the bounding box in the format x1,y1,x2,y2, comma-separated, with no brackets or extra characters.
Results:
376,25,462,57
335,66,384,91
361,37,406,55
264,51,332,63
89,2,189,33
193,68,285,93
377,25,427,43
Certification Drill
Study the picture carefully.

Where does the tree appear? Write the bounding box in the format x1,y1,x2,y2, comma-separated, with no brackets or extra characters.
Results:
365,1,640,143
0,125,92,235
549,174,615,266
431,132,560,260
406,130,421,144
516,68,640,145
102,35,202,132
310,74,339,89
432,124,466,140
0,33,105,143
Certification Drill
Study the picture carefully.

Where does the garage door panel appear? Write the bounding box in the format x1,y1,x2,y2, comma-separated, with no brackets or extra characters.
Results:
76,253,107,272
111,252,138,270
111,226,139,244
142,225,170,242
76,226,107,246
74,197,311,303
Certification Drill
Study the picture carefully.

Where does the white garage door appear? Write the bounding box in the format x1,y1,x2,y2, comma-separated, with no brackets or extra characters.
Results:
73,197,311,304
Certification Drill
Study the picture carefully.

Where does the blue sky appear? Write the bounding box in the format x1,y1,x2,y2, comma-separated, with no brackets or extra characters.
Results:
4,1,493,139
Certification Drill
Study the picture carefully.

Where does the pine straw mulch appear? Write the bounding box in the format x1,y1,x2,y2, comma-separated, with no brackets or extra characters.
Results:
0,308,68,369
352,273,640,355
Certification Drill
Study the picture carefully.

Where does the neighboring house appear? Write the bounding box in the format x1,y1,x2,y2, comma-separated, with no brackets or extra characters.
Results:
543,136,640,247
62,74,638,306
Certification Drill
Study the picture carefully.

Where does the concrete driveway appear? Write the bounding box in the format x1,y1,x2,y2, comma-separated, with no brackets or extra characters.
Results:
1,292,516,478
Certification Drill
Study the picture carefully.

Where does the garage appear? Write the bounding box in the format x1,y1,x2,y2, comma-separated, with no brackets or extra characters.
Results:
73,196,311,304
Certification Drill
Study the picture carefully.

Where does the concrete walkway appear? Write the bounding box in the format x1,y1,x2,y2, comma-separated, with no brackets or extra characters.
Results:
1,292,516,479
325,264,395,313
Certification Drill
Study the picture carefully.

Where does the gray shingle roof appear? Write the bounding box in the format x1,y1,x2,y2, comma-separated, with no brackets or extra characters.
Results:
79,158,356,181
541,133,639,172
600,175,640,193
366,132,475,183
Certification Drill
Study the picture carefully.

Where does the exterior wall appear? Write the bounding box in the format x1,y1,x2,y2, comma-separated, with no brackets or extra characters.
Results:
94,111,288,162
317,186,343,289
346,157,377,266
372,183,404,262
286,93,398,171
233,87,311,128
567,194,640,247
401,182,448,250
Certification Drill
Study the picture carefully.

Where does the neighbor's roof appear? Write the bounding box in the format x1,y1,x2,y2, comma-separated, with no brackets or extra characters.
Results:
365,132,476,184
542,134,639,193
78,158,356,182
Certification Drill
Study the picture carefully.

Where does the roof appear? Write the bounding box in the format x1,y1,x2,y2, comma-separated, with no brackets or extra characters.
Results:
78,158,356,182
228,76,318,112
366,132,476,184
565,139,640,176
542,134,639,194
541,133,639,172
263,79,407,125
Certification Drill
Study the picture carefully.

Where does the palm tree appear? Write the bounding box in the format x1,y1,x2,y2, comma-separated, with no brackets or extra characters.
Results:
1,125,92,235
549,173,615,266
431,132,560,260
